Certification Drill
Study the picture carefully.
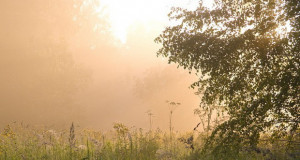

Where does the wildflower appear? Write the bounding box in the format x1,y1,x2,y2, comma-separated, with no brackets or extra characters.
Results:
46,129,59,140
77,145,87,150
1,125,15,138
47,130,57,135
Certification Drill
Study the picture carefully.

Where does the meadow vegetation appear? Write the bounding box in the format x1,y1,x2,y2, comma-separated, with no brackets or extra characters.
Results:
1,122,299,160
1,0,299,159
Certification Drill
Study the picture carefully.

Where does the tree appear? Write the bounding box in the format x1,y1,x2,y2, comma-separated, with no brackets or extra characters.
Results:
155,0,299,156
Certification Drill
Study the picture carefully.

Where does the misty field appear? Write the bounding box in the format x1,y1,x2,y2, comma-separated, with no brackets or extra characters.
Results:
1,0,299,159
1,122,299,160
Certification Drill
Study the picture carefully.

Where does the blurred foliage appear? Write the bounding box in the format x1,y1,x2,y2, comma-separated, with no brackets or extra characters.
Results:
156,0,299,158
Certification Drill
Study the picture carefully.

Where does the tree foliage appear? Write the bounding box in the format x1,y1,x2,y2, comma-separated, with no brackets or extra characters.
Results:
155,0,299,156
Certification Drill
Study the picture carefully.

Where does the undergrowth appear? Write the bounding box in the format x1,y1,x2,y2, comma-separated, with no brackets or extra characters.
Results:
0,122,299,160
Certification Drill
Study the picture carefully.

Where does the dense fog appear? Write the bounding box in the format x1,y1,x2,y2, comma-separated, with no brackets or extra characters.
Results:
0,0,200,131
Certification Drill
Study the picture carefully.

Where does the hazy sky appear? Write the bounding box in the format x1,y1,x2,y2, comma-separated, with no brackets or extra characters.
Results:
0,0,213,131
101,0,212,43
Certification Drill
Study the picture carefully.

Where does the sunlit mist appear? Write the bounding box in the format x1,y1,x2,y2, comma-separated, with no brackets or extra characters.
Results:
1,0,298,159
0,0,204,131
99,0,213,43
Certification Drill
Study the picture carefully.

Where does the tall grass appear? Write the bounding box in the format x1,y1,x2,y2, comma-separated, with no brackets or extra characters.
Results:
0,122,299,159
0,123,192,160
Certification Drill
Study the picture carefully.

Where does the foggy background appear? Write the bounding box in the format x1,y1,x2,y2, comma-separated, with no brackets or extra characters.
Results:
0,0,200,131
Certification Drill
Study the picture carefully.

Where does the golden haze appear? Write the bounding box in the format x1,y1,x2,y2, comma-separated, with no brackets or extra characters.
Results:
0,0,202,131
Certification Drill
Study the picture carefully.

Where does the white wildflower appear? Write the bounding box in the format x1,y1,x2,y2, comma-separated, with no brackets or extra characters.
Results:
77,145,87,150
